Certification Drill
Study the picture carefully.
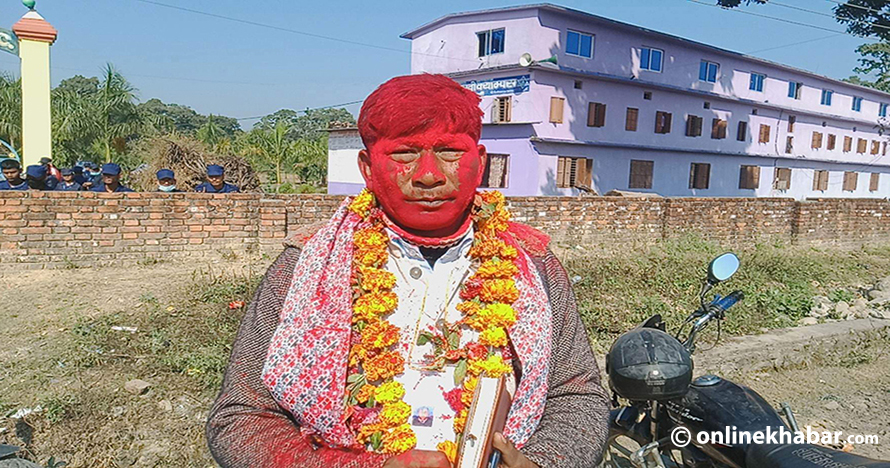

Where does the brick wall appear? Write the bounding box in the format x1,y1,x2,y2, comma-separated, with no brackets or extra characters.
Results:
2,191,889,268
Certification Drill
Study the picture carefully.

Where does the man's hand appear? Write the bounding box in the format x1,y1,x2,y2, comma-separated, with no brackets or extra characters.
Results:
383,449,452,468
492,433,539,468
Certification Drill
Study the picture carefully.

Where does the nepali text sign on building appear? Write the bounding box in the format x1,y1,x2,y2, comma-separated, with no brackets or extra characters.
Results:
0,28,18,56
462,75,530,96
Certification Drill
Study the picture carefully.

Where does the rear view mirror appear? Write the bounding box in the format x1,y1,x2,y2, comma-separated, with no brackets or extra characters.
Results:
707,253,740,284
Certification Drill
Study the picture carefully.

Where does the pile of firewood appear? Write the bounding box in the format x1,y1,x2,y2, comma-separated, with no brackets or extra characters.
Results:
131,135,260,192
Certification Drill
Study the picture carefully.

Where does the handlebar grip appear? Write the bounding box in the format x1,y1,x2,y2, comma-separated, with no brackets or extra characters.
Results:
714,290,744,311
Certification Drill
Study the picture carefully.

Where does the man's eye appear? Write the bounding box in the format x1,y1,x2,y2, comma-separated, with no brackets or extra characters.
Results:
436,149,464,161
391,152,419,163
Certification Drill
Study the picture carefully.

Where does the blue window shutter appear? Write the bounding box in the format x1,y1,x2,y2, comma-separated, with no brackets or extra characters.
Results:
708,63,718,82
651,49,662,71
566,31,579,55
640,48,650,70
699,61,707,81
580,34,592,58
749,74,756,91
491,29,504,54
788,82,795,98
477,31,488,57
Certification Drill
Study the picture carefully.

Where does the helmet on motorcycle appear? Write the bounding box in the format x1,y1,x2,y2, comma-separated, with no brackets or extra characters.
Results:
606,327,693,401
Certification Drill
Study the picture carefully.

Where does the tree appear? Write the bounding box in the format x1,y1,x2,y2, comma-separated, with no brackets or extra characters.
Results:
240,121,298,188
138,98,205,135
197,114,225,149
845,42,890,92
96,64,142,163
55,75,99,97
0,73,22,155
255,107,354,140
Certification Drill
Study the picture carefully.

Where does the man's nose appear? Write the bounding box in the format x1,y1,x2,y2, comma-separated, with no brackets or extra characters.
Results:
412,151,446,188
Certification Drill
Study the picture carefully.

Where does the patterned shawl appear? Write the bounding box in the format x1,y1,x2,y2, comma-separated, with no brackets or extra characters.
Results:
262,198,552,450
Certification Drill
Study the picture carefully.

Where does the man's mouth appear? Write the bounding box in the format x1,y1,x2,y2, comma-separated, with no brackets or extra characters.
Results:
407,198,453,208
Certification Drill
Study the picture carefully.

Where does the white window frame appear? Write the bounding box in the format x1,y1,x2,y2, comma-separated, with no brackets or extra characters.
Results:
476,28,505,57
699,60,719,83
749,72,765,92
566,29,594,59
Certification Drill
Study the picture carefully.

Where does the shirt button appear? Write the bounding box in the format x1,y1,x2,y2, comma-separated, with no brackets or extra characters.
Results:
410,267,423,279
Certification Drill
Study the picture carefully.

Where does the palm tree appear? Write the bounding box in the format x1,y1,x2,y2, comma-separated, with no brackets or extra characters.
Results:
0,73,22,155
197,114,224,149
96,64,141,163
239,121,297,189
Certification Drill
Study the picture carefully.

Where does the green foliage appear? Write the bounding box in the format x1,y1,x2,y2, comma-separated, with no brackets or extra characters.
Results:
843,42,890,93
0,73,22,155
41,394,78,424
828,288,856,303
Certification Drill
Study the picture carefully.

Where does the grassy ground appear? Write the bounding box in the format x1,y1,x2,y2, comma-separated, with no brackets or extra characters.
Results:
561,236,890,351
2,238,890,466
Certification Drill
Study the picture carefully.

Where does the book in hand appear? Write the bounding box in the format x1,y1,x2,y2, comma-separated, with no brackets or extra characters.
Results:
455,376,512,468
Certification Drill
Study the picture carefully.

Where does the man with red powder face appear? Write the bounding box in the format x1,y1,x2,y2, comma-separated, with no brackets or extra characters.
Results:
207,74,609,468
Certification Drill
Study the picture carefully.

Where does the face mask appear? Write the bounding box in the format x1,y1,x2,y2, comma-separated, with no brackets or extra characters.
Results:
90,171,101,177
158,184,176,192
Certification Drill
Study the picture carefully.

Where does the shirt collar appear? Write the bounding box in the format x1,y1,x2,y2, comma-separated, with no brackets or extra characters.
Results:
387,225,475,264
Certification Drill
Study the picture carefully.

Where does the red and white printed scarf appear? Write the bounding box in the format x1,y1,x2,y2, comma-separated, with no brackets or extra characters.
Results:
262,197,553,450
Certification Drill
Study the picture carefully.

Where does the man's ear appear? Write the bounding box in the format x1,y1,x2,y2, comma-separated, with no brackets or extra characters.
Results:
358,149,373,188
476,144,488,183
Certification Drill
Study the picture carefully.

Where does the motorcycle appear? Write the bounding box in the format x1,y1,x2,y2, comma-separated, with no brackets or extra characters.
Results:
601,253,890,468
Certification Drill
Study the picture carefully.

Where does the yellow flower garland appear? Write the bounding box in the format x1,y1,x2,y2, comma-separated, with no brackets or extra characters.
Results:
345,189,521,459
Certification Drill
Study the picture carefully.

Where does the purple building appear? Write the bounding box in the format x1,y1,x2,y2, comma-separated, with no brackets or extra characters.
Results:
328,3,890,199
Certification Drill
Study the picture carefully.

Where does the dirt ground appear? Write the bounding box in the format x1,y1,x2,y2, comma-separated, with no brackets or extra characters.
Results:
1,261,888,467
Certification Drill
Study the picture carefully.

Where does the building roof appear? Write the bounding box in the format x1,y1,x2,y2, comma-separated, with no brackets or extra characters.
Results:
400,3,890,99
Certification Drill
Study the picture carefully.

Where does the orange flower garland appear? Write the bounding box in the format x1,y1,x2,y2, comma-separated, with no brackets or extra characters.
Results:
345,190,416,454
344,189,521,459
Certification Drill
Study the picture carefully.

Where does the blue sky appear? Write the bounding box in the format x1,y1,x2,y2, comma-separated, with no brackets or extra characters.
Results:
0,0,874,129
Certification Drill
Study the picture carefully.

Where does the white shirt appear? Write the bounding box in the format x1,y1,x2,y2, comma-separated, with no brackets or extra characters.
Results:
385,229,477,450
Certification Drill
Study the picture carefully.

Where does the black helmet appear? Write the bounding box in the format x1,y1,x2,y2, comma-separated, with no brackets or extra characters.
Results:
607,327,693,401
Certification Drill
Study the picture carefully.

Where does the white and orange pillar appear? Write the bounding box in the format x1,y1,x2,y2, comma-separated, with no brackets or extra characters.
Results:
12,4,57,167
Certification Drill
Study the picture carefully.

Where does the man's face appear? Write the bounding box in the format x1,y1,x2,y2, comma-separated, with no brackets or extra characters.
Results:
63,173,75,183
2,168,21,182
208,175,224,189
359,129,486,237
159,177,176,187
103,174,119,186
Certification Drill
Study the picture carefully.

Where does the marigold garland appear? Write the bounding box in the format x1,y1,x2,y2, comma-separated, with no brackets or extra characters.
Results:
343,188,521,458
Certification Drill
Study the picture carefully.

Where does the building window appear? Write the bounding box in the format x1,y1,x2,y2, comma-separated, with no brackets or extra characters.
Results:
629,160,654,189
880,103,888,117
480,154,509,188
857,138,867,153
820,89,833,106
872,140,880,155
477,28,505,57
689,163,710,189
739,165,761,189
774,167,792,190
640,47,663,72
758,124,771,144
625,107,639,132
566,30,593,58
788,82,802,100
870,173,880,192
852,96,863,112
737,121,748,141
685,115,703,137
699,60,719,83
703,101,711,109
655,111,672,134
643,91,653,100
556,156,592,189
549,97,565,124
574,80,583,89
844,136,853,152
587,102,606,127
785,136,794,154
813,170,829,191
843,171,858,191
788,115,796,132
827,134,836,150
493,96,512,123
811,132,823,149
749,72,765,92
711,118,727,139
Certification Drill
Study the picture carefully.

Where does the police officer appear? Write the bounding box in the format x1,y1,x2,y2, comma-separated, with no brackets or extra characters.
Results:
194,164,239,193
0,159,28,190
25,165,58,190
90,163,134,192
81,162,102,190
154,169,181,192
40,156,62,182
56,168,83,191
72,165,87,185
